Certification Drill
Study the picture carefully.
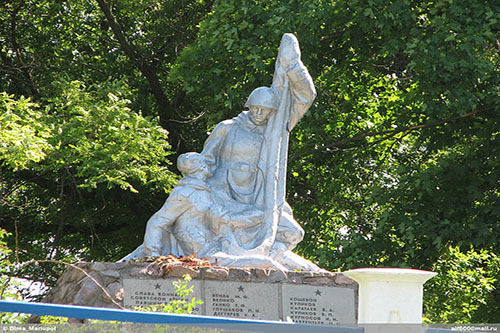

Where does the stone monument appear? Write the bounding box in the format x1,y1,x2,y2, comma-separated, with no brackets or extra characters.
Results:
40,34,359,325
122,33,321,272
43,261,358,325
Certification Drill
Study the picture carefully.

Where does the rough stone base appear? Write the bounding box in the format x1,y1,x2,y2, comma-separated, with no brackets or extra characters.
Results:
41,261,358,325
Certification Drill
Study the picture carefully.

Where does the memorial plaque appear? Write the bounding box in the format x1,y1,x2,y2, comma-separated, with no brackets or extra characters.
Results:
122,278,203,315
48,261,358,323
204,281,279,320
282,284,356,325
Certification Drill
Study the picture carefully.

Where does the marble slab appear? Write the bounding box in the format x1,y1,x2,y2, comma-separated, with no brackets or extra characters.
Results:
122,278,203,315
282,284,356,325
119,268,357,324
204,281,279,320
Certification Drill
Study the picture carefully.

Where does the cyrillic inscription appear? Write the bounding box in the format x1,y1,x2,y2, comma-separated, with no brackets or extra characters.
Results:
123,278,203,315
282,284,355,325
205,281,279,320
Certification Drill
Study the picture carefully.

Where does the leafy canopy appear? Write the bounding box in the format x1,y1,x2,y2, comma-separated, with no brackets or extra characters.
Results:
1,0,499,322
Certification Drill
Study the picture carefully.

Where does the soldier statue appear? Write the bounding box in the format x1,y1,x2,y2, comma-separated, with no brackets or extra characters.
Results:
123,34,322,272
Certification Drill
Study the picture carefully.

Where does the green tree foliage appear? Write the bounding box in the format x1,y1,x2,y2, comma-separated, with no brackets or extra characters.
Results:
0,228,30,324
2,81,174,191
0,80,178,293
0,0,212,150
424,246,500,322
171,0,500,322
134,274,203,315
0,0,212,297
0,229,13,295
173,0,499,267
0,93,51,170
1,0,499,322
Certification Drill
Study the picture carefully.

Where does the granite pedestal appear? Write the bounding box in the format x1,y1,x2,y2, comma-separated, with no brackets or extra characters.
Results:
43,261,358,325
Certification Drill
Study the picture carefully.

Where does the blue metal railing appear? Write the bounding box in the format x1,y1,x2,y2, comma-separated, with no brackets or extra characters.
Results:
0,300,361,332
0,300,464,332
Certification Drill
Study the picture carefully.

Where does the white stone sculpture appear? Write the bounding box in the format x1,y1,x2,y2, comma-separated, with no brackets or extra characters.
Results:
122,33,321,271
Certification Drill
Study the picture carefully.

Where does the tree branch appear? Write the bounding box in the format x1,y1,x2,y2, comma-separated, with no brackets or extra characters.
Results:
19,259,125,310
96,0,169,103
96,0,187,152
95,1,137,63
8,4,39,99
294,105,495,158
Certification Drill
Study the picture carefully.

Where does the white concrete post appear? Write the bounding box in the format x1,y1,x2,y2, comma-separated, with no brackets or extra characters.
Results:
343,268,437,324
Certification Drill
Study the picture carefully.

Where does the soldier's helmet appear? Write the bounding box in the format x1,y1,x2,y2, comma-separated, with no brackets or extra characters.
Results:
244,87,278,110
